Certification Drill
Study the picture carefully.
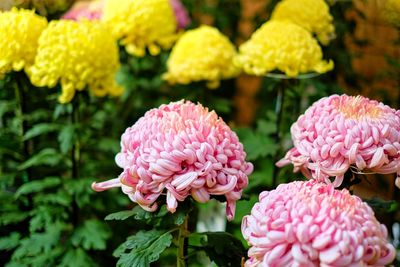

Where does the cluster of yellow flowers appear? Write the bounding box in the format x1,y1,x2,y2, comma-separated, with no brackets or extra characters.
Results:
382,0,400,27
0,8,47,78
235,21,334,77
28,20,122,104
163,25,239,89
271,0,335,45
0,8,122,103
103,0,178,57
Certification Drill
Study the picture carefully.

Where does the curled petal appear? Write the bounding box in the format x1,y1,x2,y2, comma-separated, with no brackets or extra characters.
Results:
91,178,121,192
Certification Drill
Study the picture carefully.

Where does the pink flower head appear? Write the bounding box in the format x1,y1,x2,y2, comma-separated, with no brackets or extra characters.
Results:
92,100,253,220
241,180,396,266
170,0,191,29
277,94,400,188
62,0,104,21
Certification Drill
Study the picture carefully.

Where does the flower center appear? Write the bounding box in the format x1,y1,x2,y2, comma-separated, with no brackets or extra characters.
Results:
334,95,382,120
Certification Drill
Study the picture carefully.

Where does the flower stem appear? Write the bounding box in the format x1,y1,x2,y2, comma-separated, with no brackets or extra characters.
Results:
272,80,286,187
71,95,81,226
177,215,189,267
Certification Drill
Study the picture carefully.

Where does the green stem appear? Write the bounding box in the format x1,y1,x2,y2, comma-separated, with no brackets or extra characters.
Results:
71,95,81,226
177,215,189,267
272,79,287,187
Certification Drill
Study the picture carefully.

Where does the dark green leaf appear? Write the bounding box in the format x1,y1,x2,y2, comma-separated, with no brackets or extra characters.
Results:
23,123,60,141
16,177,61,197
0,212,29,226
12,222,64,259
105,209,137,221
58,124,75,154
115,230,173,267
18,148,64,170
0,232,20,251
59,248,96,267
71,220,111,250
364,197,398,213
192,232,246,267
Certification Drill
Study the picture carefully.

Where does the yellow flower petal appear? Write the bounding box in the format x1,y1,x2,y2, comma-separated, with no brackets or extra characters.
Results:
163,25,239,88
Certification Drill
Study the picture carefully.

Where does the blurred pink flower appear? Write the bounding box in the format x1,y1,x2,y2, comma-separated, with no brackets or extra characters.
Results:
92,100,253,220
62,0,103,21
62,0,189,29
170,0,190,29
277,94,400,188
242,180,396,266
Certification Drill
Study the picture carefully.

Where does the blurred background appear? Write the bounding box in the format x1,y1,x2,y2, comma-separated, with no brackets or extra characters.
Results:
0,0,399,266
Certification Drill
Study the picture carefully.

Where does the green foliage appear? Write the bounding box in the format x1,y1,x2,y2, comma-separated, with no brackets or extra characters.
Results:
71,220,111,250
190,232,246,267
114,230,173,267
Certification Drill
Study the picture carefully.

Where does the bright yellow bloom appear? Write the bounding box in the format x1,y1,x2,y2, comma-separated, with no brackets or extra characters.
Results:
28,20,122,104
0,8,47,77
235,20,334,78
163,25,239,89
103,0,178,57
271,0,335,45
382,0,400,27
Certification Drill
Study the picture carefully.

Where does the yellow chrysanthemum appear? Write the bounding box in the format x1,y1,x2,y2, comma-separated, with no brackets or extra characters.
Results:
28,20,122,104
0,8,47,77
163,25,239,89
235,20,334,78
382,0,400,27
102,0,178,57
271,0,335,45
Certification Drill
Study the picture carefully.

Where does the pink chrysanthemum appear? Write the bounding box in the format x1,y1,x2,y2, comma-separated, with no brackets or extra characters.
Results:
62,0,104,21
92,100,253,220
170,0,190,29
277,94,400,188
242,180,396,267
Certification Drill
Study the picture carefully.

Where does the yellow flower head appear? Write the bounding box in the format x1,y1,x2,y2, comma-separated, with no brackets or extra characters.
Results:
103,0,178,57
163,25,239,89
382,0,400,27
0,8,47,77
271,0,335,45
28,20,122,104
235,20,334,78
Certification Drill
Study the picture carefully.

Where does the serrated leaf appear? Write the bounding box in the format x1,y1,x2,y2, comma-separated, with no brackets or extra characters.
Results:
0,212,29,225
71,220,111,250
15,177,61,197
59,248,96,267
58,124,75,154
23,123,60,141
12,223,64,259
18,148,63,170
256,119,277,135
236,128,279,160
194,232,246,267
105,209,137,221
0,232,20,251
115,230,172,267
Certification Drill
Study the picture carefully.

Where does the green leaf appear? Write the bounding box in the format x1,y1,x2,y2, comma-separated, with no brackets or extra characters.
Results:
236,128,279,160
364,197,398,213
58,124,76,154
15,177,61,197
256,119,277,135
115,230,173,267
192,232,246,267
71,220,111,250
18,148,64,170
105,209,138,221
23,123,60,141
0,232,20,251
0,212,29,226
59,248,96,267
12,222,64,259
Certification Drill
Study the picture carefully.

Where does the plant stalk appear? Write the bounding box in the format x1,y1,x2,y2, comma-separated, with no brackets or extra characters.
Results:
177,215,189,267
